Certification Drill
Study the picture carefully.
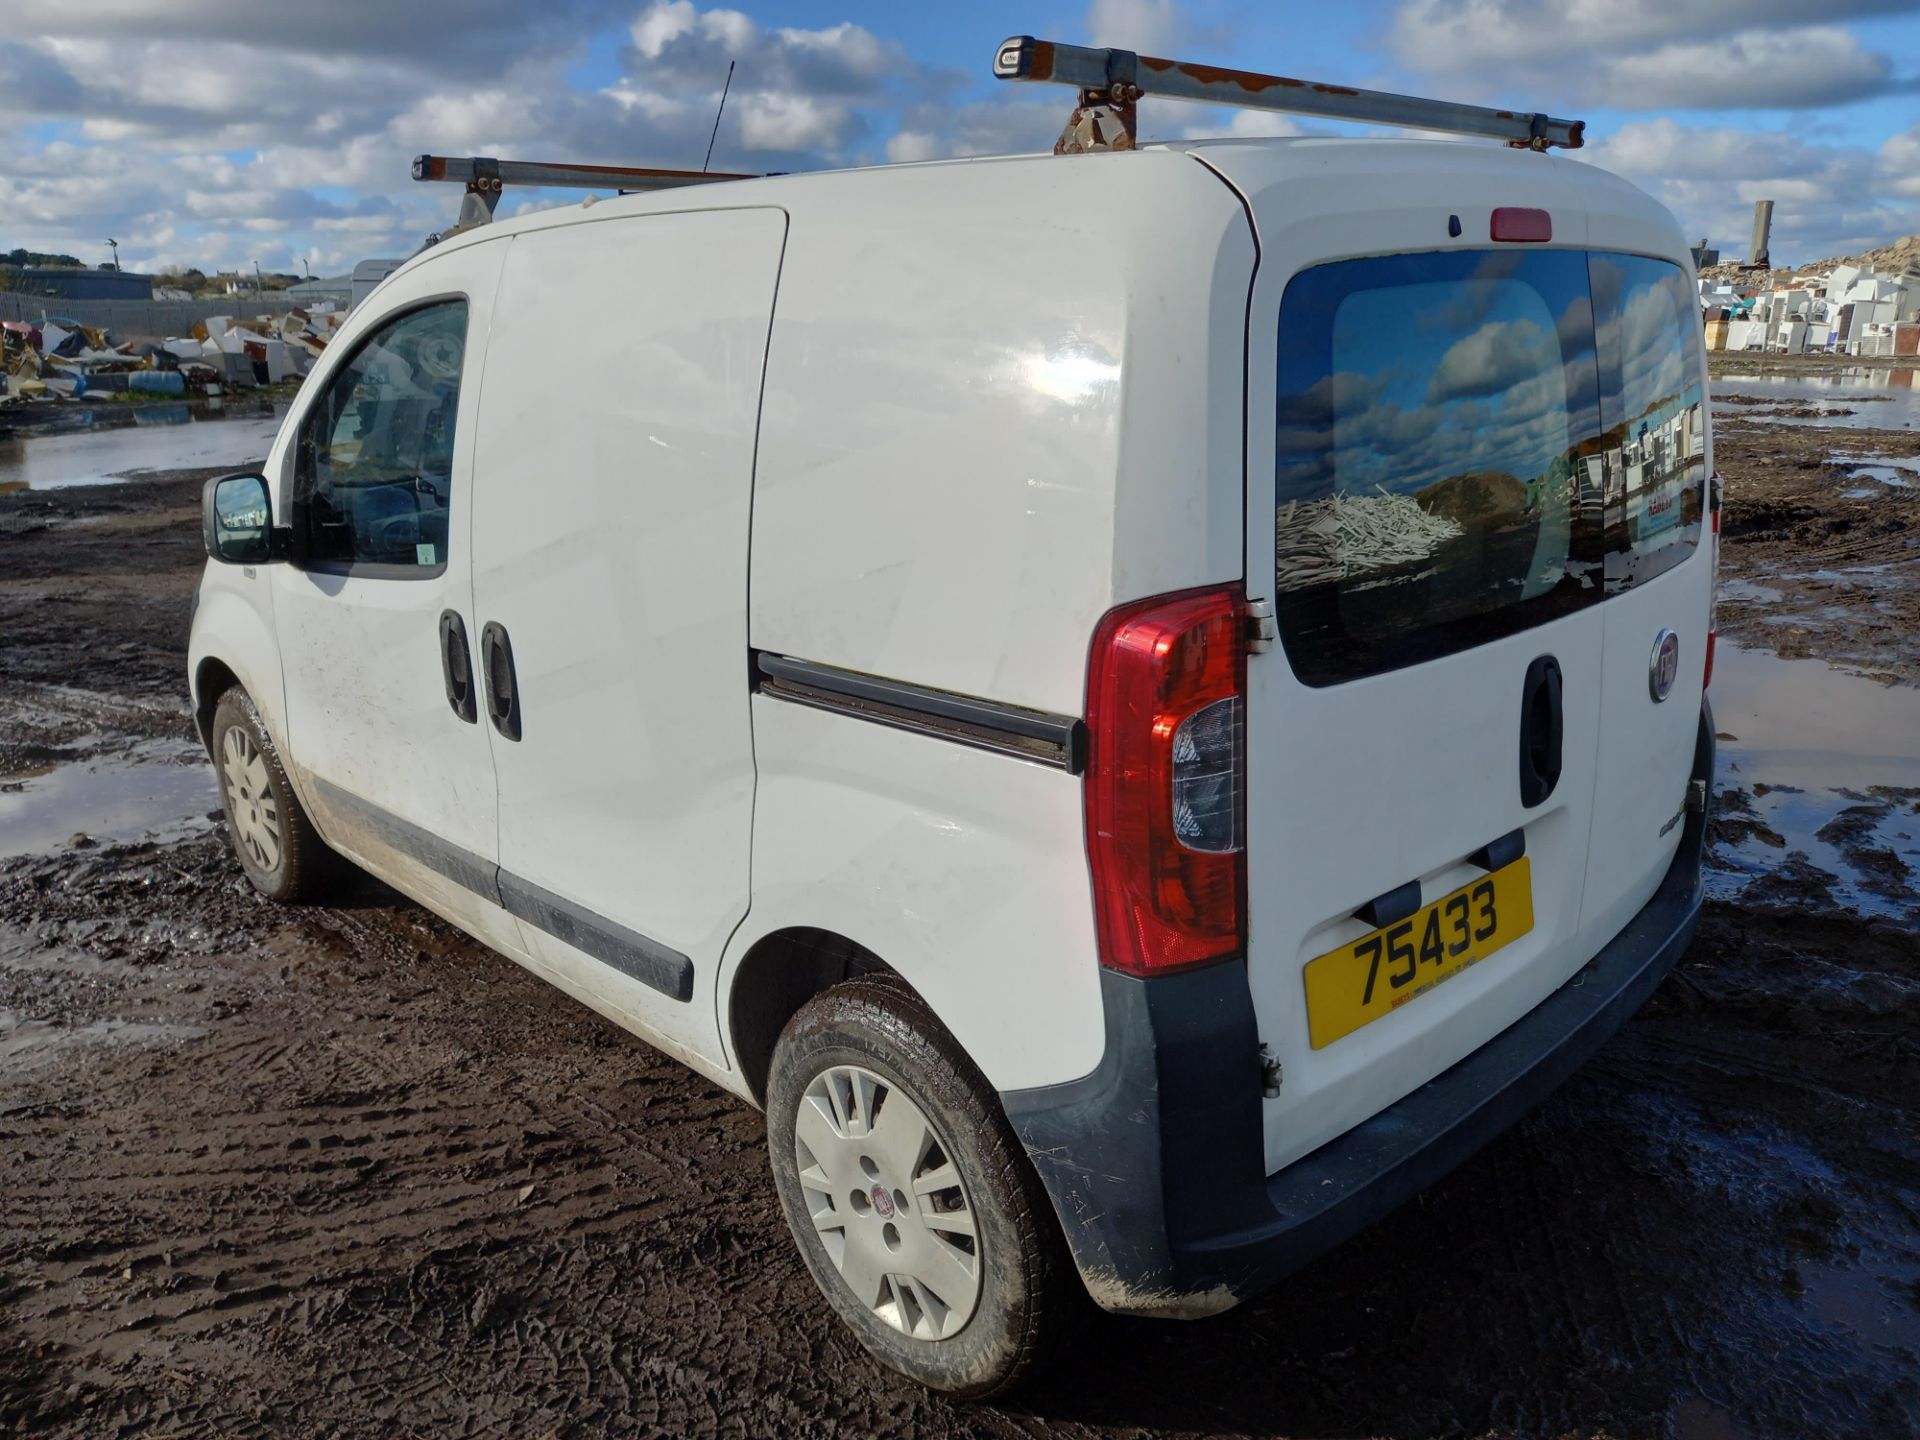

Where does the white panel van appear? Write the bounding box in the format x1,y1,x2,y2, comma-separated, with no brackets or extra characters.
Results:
189,103,1716,1396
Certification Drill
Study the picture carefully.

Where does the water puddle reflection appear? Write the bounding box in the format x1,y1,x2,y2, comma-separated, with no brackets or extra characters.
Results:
1707,644,1920,918
0,402,285,489
1711,367,1920,431
0,745,219,857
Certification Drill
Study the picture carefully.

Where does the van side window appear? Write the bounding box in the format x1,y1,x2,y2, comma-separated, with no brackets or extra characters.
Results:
294,300,469,575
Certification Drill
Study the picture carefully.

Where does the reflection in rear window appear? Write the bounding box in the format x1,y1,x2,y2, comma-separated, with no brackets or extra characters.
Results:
1273,249,1704,686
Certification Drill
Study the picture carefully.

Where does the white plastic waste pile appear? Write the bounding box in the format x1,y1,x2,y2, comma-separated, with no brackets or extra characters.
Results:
1275,490,1464,591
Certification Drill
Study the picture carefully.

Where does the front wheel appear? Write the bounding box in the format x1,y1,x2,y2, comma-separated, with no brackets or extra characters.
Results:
767,978,1071,1398
210,687,339,903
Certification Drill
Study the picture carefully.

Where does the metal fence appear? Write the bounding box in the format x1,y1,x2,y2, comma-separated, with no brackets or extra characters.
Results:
0,293,307,341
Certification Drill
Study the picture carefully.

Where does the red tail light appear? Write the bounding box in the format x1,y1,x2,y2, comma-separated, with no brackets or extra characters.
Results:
1084,585,1247,977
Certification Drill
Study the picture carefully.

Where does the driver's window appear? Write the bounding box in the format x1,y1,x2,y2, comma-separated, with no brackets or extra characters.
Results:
296,299,468,573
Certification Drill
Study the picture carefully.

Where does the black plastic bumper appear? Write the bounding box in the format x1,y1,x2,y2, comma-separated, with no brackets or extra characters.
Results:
1003,702,1715,1318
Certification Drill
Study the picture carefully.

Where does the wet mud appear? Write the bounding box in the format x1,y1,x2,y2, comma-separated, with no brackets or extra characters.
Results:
1709,363,1920,688
2,387,1918,1438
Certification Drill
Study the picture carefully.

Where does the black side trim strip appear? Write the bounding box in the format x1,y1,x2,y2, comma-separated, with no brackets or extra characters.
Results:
309,778,692,1003
315,776,501,904
753,652,1085,773
496,872,694,1003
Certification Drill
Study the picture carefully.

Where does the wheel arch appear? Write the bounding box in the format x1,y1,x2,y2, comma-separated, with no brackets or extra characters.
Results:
726,926,922,1109
192,655,242,754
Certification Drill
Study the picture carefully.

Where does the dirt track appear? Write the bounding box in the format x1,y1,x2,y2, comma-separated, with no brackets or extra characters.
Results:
2,390,1918,1438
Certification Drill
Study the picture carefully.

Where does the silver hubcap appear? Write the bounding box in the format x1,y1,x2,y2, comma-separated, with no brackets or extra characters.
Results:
221,726,282,873
794,1064,982,1339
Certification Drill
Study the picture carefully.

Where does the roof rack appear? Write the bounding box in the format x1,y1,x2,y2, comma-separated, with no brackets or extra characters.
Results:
412,154,760,234
991,36,1585,156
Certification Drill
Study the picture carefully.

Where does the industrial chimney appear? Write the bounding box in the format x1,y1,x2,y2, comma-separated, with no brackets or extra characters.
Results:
1748,200,1773,270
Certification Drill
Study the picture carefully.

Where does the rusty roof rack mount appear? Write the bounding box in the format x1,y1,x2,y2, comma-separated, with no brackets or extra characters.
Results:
991,36,1585,156
412,154,761,234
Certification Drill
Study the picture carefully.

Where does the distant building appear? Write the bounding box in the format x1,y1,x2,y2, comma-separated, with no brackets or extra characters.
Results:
1690,238,1719,270
286,274,354,307
0,266,154,300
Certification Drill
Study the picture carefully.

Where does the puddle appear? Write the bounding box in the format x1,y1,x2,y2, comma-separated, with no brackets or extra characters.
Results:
1795,1256,1920,1344
1711,368,1920,431
0,402,285,489
0,1007,206,1063
1839,465,1914,491
1707,643,1920,918
0,746,219,857
1717,577,1784,605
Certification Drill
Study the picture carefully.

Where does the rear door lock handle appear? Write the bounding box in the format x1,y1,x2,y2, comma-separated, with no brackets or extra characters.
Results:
1518,655,1563,808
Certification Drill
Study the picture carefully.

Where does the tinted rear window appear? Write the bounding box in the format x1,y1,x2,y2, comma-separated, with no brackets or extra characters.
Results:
1273,249,1704,686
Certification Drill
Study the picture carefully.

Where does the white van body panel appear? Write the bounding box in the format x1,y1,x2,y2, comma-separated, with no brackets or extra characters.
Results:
749,150,1252,716
468,207,787,1076
727,700,1106,1090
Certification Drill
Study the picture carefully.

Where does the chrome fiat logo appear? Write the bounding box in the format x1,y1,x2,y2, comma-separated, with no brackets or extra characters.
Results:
1649,629,1680,702
870,1185,896,1218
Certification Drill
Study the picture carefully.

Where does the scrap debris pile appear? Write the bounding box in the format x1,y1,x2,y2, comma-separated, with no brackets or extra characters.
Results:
2,309,342,403
1275,491,1464,591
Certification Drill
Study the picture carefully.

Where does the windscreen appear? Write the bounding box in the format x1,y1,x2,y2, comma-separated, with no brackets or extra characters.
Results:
1273,249,1704,686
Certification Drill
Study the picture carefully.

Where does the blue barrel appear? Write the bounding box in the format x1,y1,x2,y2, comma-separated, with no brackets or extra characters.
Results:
128,370,188,395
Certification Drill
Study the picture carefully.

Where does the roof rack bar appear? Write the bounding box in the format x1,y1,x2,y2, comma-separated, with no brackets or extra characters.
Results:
413,155,758,192
992,37,1584,154
412,154,761,235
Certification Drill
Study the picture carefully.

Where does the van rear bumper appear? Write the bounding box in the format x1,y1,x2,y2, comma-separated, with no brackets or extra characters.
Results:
1002,702,1714,1318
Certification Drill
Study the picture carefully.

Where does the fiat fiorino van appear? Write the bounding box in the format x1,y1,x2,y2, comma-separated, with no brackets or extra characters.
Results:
189,39,1716,1396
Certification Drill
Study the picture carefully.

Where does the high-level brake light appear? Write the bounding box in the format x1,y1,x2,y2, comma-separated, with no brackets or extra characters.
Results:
1084,585,1247,977
1491,207,1552,243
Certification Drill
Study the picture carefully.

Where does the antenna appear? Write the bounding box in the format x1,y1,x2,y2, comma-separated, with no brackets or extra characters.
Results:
704,60,736,174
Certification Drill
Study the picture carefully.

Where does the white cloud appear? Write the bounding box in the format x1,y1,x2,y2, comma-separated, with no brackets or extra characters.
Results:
1390,0,1912,69
1085,0,1183,53
1581,119,1918,264
1389,0,1908,110
1178,109,1303,142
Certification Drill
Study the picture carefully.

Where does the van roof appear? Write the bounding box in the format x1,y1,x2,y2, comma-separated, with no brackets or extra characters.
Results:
407,135,1675,275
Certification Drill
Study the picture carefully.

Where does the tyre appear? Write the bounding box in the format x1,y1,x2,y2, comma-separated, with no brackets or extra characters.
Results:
210,687,338,903
767,976,1071,1398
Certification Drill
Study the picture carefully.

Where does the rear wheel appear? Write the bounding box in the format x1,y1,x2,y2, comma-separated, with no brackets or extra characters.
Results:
767,977,1070,1398
210,688,337,902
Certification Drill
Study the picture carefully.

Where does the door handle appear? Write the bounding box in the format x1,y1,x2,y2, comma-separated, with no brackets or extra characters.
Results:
438,610,477,724
479,621,522,741
1518,655,1563,808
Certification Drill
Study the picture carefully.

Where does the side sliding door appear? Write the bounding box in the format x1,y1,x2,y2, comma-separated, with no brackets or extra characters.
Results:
468,207,787,1073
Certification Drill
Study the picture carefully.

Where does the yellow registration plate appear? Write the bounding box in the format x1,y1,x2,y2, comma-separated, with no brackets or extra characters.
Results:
1303,858,1534,1050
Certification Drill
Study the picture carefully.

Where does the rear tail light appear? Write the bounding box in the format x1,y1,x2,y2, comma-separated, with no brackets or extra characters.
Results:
1705,470,1721,688
1084,585,1247,977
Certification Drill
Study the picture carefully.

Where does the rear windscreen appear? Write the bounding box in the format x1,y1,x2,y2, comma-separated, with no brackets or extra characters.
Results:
1273,249,1705,686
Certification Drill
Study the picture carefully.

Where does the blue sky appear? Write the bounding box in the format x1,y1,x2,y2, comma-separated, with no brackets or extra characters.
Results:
2,0,1916,276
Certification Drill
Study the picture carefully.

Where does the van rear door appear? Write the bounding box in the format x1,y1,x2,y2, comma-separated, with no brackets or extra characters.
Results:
1196,146,1708,1175
1242,238,1611,1174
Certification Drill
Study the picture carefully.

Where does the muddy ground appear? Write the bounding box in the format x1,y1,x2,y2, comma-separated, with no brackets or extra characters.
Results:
2,373,1918,1438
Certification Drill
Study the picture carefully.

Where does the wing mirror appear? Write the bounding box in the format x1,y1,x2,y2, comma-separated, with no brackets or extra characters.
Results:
201,472,289,564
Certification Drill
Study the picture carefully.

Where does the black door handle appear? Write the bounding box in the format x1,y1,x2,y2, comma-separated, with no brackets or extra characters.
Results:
438,610,477,724
1518,655,1563,808
479,621,521,741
